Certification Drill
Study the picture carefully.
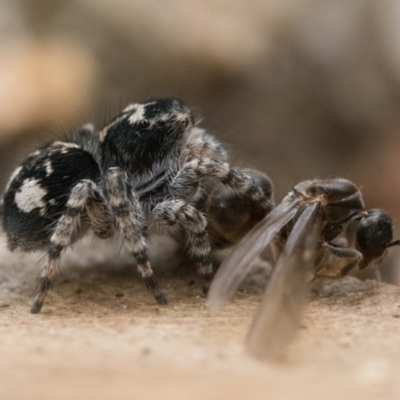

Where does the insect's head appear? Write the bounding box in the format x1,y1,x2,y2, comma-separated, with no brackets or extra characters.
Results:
356,209,400,268
100,98,194,173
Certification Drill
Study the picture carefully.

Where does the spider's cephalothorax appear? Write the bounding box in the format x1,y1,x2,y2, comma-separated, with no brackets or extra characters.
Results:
100,99,193,174
1,98,273,313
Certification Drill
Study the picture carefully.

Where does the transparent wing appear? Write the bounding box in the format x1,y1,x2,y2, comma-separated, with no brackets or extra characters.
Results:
207,199,299,312
246,202,320,360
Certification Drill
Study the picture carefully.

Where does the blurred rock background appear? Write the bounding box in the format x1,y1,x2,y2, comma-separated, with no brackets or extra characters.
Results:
1,0,400,281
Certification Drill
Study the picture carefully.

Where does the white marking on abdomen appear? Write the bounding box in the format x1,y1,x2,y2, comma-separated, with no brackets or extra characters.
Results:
44,160,53,176
14,178,47,213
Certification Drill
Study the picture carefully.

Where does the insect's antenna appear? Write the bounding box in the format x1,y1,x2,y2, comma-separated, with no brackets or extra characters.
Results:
388,240,400,248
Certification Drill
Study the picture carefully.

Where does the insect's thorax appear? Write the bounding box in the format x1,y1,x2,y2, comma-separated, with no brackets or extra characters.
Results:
293,180,364,223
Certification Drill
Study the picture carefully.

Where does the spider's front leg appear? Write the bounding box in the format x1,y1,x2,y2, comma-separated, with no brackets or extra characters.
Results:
169,158,273,247
171,158,272,215
153,200,213,294
204,168,274,246
105,168,167,305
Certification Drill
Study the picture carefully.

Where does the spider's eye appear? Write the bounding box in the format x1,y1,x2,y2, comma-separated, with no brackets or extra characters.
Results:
139,119,151,129
182,117,189,128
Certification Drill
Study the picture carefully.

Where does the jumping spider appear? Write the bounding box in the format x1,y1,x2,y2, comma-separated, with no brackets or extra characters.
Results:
1,98,273,313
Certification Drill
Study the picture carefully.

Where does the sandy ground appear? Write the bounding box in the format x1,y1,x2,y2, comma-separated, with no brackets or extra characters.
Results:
1,233,400,400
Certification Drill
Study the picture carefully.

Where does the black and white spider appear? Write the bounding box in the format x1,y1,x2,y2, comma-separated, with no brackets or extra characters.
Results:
1,98,273,313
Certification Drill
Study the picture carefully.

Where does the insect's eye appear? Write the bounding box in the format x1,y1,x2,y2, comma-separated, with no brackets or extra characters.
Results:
139,119,151,129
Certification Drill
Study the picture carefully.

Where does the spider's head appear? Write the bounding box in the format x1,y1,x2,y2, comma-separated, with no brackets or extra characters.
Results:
100,98,194,173
121,98,193,138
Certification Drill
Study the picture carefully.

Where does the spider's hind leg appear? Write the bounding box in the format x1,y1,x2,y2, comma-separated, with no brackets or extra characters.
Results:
31,180,112,313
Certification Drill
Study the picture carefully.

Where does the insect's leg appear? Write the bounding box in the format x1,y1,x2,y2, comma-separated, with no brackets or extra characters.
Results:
312,243,362,280
267,240,283,266
31,180,94,313
153,200,213,294
105,168,167,305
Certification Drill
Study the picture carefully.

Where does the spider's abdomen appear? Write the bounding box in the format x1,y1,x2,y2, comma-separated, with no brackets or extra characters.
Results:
3,141,101,251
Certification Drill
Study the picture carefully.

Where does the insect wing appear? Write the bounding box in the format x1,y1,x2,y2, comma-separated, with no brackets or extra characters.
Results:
207,200,299,312
246,202,320,360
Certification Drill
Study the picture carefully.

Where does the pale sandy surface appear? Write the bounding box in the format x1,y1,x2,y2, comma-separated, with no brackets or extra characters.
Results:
1,233,400,400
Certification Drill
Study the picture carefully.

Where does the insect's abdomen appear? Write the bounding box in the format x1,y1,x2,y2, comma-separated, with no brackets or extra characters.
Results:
2,142,101,251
